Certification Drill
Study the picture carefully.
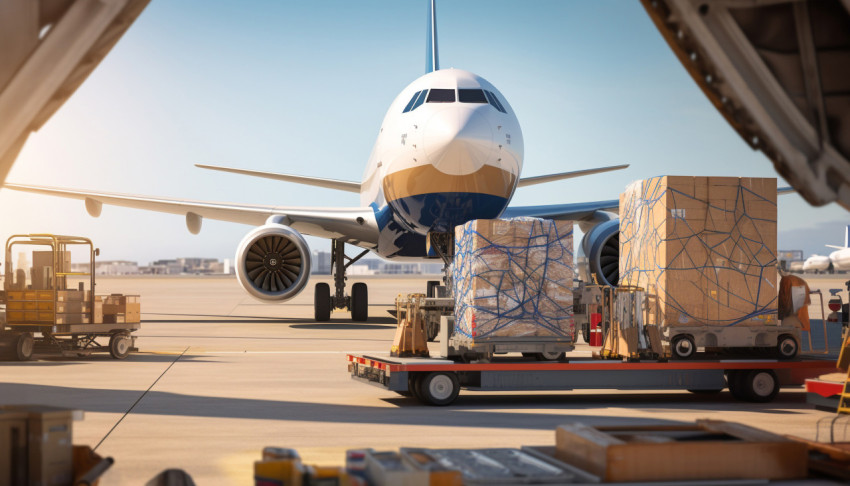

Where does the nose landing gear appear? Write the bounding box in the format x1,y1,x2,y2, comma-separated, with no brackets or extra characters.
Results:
314,239,371,322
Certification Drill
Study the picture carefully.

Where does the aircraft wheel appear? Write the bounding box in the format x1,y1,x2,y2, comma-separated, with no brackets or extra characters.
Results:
776,334,798,360
418,372,460,406
109,332,132,360
671,335,696,359
15,333,33,361
350,282,368,322
314,283,331,322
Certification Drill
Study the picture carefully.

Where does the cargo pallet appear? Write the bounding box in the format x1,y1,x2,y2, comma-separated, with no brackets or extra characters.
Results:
348,353,836,406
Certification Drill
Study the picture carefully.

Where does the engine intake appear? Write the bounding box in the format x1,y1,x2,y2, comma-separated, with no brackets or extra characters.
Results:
577,219,619,287
236,224,312,301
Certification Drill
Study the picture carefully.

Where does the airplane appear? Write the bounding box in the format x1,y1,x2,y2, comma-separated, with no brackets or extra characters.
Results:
826,225,850,272
802,254,830,274
2,0,628,322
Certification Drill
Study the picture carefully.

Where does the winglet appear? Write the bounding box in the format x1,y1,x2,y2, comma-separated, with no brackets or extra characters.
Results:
426,0,439,73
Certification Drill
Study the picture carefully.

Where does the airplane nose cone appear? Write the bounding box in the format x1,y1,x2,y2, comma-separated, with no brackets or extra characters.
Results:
424,107,494,175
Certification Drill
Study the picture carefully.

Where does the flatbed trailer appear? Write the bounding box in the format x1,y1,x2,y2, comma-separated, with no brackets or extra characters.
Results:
347,353,837,405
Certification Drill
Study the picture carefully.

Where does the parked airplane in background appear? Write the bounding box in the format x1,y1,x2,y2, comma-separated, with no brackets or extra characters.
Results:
800,225,850,273
826,225,850,272
3,0,627,321
802,254,831,273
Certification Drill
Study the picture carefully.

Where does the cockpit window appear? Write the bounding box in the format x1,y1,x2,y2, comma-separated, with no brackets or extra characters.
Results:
427,89,456,103
458,89,487,103
402,91,422,113
410,89,428,111
484,90,507,113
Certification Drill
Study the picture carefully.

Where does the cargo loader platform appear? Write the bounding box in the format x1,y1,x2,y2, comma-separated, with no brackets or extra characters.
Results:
347,353,837,406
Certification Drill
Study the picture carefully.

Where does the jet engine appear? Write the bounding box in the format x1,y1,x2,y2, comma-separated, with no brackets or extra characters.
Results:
236,223,312,301
577,219,619,287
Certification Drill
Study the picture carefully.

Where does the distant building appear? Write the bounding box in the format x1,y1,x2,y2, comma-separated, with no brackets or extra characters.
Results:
348,264,375,275
312,250,332,274
94,260,139,275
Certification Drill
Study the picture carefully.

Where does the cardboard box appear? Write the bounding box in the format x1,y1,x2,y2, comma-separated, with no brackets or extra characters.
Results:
0,406,74,486
620,176,778,328
0,409,28,486
54,301,89,313
453,218,575,343
555,420,807,482
56,290,90,302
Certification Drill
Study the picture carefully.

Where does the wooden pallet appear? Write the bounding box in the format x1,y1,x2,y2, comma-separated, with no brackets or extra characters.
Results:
555,420,808,482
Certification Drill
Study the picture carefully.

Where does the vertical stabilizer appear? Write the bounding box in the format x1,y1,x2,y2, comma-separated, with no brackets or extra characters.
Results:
425,0,439,73
845,225,849,248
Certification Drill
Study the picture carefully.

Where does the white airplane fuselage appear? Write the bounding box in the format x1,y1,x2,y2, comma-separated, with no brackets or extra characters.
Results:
830,248,850,271
803,254,830,272
359,69,524,258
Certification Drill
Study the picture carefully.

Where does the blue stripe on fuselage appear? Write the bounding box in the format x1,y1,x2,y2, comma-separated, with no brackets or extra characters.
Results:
389,192,509,234
370,192,509,259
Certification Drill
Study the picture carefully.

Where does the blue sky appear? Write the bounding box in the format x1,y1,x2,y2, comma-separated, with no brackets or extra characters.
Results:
1,0,847,265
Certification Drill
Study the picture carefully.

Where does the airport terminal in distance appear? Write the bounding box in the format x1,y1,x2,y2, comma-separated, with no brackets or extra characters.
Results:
2,0,850,484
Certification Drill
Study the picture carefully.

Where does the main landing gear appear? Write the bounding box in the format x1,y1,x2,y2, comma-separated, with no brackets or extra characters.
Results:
314,239,370,322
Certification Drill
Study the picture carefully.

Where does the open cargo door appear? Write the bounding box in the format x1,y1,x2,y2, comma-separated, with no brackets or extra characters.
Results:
642,0,850,210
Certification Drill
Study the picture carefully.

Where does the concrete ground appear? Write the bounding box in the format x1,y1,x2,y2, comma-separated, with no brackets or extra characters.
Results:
1,275,848,484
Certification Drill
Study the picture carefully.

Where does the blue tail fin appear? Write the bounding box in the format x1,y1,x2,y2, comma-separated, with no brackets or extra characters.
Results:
426,0,439,73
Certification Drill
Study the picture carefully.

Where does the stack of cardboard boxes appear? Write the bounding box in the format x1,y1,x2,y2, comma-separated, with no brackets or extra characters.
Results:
55,290,98,325
102,295,140,324
0,406,75,486
619,176,779,347
452,218,575,346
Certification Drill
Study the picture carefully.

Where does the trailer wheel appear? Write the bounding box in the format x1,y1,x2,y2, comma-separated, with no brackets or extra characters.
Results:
109,332,131,360
15,333,33,361
741,369,780,403
409,374,425,402
534,351,566,361
314,283,331,322
727,371,744,400
418,372,460,406
671,335,696,359
776,334,798,360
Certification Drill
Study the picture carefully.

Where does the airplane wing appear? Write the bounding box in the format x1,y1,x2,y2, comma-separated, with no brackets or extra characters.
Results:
195,164,361,193
2,183,379,246
501,199,619,221
826,245,847,250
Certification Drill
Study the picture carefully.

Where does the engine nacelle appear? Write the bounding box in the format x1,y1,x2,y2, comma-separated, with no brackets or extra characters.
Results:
577,219,619,287
236,224,312,301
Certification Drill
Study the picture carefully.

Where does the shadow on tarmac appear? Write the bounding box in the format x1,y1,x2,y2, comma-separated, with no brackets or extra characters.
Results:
0,353,215,365
142,313,398,326
291,323,396,330
0,382,815,429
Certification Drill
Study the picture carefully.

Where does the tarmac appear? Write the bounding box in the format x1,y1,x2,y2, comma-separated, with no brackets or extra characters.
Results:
0,274,847,484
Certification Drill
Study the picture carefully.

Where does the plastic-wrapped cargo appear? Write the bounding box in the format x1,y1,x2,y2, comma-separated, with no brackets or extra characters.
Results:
619,176,778,330
452,218,575,344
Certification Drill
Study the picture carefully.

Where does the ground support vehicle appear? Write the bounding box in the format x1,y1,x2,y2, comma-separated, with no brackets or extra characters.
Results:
0,234,140,361
348,353,836,405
